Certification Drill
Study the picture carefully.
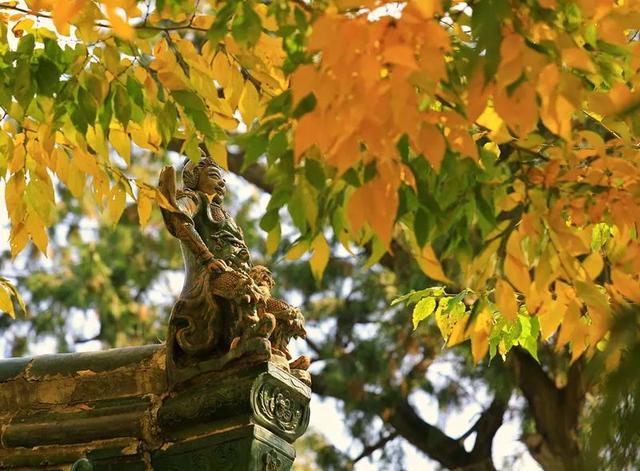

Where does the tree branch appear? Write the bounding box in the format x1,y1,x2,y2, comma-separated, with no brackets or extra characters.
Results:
353,431,399,463
312,372,501,470
510,348,585,470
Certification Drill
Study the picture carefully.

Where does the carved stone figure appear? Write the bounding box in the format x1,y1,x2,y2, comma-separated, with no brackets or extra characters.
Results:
159,157,310,385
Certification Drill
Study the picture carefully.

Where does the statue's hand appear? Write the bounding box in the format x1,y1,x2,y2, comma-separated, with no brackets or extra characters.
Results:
205,258,231,274
237,278,264,305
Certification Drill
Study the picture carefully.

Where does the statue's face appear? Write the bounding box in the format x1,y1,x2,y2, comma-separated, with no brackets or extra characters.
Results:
197,164,226,202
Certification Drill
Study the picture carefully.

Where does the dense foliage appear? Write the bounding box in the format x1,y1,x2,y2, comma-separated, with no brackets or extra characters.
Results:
1,0,640,468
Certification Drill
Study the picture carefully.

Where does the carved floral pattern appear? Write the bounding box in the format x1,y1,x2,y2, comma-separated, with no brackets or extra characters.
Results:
262,449,283,471
250,371,310,441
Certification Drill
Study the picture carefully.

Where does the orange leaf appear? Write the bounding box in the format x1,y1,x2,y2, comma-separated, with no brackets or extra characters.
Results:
537,64,574,140
611,268,640,302
494,81,538,137
383,45,418,70
495,279,518,322
561,47,595,73
416,124,445,171
447,129,478,161
504,232,531,294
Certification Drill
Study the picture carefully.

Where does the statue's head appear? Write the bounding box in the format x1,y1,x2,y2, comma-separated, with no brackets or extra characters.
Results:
182,157,225,203
249,265,275,289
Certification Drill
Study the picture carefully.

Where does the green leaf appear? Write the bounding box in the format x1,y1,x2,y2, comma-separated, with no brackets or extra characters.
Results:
171,90,206,112
288,181,317,233
35,58,60,96
443,289,469,316
412,297,436,329
207,1,237,43
591,222,613,252
396,134,410,162
292,92,316,118
391,286,446,306
172,90,218,138
260,209,279,232
435,297,466,338
76,87,97,125
158,101,177,145
267,130,288,163
242,133,268,168
114,84,131,128
126,75,144,109
265,90,292,116
232,1,262,46
17,34,35,56
364,236,386,269
471,0,509,79
414,208,430,248
517,313,540,362
305,158,325,190
14,59,34,110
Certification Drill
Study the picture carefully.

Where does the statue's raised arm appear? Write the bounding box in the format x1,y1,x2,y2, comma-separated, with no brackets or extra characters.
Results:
158,164,230,276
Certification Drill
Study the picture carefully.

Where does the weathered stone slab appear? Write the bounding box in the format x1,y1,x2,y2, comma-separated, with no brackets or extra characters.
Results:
0,346,309,470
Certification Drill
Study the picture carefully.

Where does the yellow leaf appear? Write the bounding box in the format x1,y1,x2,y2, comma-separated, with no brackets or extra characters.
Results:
26,212,48,255
575,280,609,312
416,244,451,284
582,252,603,280
106,7,134,41
495,279,518,323
73,150,99,176
0,285,15,318
108,184,127,224
9,137,25,173
471,330,489,364
137,189,153,228
9,222,29,258
309,234,330,281
447,313,470,347
11,18,34,37
5,170,26,224
109,127,131,165
476,104,513,144
211,52,231,89
239,81,262,127
67,163,85,198
538,300,563,340
285,240,310,261
266,225,281,256
556,301,581,350
52,0,86,36
207,140,228,169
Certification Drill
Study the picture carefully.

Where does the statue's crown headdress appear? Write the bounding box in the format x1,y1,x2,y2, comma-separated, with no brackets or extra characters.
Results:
182,154,222,190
